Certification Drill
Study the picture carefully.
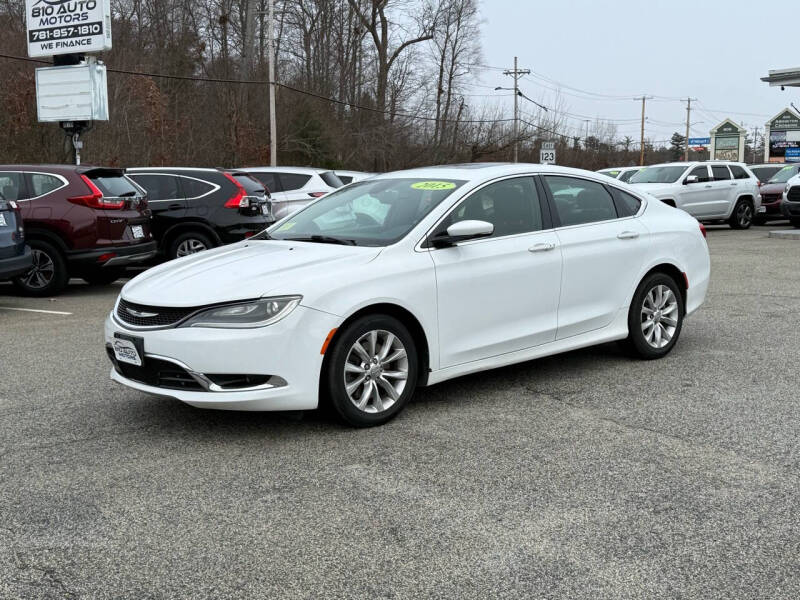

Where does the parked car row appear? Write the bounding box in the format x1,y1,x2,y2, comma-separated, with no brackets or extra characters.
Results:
599,161,762,229
0,165,373,296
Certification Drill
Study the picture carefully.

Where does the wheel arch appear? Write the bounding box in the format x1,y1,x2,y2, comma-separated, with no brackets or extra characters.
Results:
161,221,222,252
323,302,431,387
23,226,69,255
638,262,688,307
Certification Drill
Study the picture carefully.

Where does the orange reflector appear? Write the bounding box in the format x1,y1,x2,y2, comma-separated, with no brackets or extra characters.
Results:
320,328,337,354
682,272,689,290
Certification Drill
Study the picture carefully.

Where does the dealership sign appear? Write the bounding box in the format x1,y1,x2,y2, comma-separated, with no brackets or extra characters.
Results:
25,0,112,57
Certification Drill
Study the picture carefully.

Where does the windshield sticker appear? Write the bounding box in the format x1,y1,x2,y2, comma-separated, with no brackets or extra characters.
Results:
411,181,457,191
276,222,296,232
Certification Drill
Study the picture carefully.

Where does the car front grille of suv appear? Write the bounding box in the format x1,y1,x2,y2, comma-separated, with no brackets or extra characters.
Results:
116,298,198,328
788,187,800,203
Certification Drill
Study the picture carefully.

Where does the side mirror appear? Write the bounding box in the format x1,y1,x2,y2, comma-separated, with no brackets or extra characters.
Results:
684,175,699,185
429,219,494,248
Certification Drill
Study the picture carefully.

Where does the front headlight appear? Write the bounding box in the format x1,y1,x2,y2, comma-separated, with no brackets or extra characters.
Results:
180,296,302,329
786,185,791,194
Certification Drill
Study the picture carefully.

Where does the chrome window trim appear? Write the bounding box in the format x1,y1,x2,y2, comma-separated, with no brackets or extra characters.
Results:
0,171,69,202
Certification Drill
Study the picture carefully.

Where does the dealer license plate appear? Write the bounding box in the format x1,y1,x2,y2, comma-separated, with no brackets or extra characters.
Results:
131,225,145,239
113,337,142,366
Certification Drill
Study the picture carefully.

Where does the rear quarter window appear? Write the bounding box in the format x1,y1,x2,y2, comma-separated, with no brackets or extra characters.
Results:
729,165,749,180
319,171,344,188
180,177,216,198
30,173,65,197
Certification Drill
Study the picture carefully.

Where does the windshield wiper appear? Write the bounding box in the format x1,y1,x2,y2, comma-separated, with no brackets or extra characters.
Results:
284,235,357,246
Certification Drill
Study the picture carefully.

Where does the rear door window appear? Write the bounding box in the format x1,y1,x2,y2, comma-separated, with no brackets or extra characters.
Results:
128,174,182,200
711,165,731,181
319,171,344,188
250,172,282,193
543,176,619,226
0,172,27,200
30,173,65,197
279,173,312,191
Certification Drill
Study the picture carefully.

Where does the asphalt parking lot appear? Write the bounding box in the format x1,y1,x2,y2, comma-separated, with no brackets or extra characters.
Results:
1,225,799,599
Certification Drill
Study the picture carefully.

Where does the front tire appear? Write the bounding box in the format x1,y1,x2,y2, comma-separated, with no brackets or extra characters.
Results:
729,198,754,229
12,240,69,296
323,314,418,427
622,273,684,360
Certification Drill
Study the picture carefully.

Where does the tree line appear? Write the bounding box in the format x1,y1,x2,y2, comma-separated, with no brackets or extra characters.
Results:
0,0,715,171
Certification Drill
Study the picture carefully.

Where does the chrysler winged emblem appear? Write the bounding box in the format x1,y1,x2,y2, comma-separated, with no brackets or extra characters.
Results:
126,307,158,318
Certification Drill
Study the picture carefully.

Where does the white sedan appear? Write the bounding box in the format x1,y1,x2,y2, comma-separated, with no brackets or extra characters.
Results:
105,164,710,427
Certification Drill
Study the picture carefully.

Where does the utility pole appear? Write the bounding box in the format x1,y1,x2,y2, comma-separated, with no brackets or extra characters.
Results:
503,56,530,163
684,97,697,161
636,96,652,166
267,0,277,166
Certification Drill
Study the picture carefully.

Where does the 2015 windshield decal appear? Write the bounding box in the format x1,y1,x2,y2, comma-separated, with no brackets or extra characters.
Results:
411,181,456,190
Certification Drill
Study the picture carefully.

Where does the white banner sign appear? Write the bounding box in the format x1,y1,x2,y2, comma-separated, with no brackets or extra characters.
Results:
25,0,112,58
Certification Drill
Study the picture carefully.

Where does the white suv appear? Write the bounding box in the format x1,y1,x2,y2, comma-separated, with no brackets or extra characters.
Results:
628,161,761,229
238,167,343,219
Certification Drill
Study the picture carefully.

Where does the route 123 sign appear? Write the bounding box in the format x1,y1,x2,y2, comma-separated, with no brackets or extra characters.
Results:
25,0,112,58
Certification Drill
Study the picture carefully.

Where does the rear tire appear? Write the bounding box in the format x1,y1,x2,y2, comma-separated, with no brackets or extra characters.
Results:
12,240,69,297
323,314,418,427
621,273,684,360
729,198,754,229
168,231,214,260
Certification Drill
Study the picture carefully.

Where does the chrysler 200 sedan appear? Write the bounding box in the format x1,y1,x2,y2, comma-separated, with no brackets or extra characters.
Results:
105,163,710,427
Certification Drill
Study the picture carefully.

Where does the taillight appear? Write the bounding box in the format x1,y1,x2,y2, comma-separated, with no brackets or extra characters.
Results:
699,223,707,238
308,192,326,198
68,175,125,209
223,172,248,208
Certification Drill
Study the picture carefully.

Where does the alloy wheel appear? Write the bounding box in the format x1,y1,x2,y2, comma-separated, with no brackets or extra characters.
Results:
641,285,678,349
22,249,55,290
176,238,209,257
737,202,753,227
343,329,409,413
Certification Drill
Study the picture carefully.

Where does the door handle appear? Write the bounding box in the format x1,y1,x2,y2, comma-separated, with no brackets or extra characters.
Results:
617,231,639,240
528,243,556,253
730,183,738,186
704,185,713,188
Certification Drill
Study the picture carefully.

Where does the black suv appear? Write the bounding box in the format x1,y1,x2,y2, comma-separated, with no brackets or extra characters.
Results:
126,168,273,259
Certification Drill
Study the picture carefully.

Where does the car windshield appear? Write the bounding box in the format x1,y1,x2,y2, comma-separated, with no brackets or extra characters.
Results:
263,177,466,246
629,166,687,184
767,165,799,184
599,170,620,179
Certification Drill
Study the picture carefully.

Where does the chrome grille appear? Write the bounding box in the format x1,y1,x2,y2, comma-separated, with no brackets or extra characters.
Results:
116,298,197,328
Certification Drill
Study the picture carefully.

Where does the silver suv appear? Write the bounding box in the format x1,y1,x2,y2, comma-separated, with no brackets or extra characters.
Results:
628,161,761,229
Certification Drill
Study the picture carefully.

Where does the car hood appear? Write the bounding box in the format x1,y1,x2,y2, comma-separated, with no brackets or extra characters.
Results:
760,183,785,195
627,182,678,197
121,241,382,306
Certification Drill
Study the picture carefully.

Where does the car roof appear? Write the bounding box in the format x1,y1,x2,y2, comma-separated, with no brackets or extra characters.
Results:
599,166,639,172
238,166,332,174
126,167,221,172
643,161,748,168
369,162,620,183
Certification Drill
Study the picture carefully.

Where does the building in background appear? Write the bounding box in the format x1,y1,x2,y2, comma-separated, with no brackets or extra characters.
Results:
709,119,746,161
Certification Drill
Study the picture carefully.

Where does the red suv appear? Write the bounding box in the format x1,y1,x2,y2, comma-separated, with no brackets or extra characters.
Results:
0,165,157,296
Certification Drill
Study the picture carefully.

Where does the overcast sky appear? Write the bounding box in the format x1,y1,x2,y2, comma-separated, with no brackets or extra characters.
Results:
474,0,791,142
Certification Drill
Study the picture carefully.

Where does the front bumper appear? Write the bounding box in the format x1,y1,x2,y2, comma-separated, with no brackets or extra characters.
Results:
104,304,340,411
69,241,158,269
0,246,32,279
781,201,800,218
